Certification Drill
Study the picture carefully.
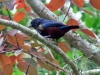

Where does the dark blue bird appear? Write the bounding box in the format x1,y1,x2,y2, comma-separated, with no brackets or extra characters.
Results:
29,18,79,40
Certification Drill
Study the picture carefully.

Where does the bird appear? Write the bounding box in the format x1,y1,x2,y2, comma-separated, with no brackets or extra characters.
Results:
29,18,79,40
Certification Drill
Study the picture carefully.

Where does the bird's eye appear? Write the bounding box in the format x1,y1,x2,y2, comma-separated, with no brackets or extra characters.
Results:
31,21,35,25
32,20,34,23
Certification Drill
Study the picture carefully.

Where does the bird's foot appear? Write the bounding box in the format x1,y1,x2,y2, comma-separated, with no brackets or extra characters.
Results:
50,39,58,45
43,36,58,45
43,35,51,38
45,38,57,45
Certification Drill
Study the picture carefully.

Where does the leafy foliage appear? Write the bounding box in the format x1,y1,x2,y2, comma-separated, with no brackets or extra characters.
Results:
90,0,100,10
72,0,84,8
14,12,25,22
0,0,100,75
46,0,66,11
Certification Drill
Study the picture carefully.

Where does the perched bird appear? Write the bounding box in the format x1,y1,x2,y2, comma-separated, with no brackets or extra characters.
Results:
29,18,79,40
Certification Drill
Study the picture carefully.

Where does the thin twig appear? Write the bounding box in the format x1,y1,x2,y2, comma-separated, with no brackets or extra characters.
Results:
63,0,72,22
63,55,83,69
23,3,33,20
7,8,20,49
23,50,71,74
6,8,12,20
0,49,15,54
15,34,20,49
25,65,30,75
58,55,83,75
82,69,100,75
57,55,83,75
25,53,33,75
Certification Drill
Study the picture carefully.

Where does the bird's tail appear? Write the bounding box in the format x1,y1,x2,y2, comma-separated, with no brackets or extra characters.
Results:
67,26,79,29
64,26,79,32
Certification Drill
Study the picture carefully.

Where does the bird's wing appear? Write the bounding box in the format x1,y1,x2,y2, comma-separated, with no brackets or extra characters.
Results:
40,19,55,23
41,22,66,29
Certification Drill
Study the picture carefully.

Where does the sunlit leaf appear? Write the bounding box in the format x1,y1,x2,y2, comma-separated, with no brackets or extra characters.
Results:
16,2,31,12
0,25,6,30
72,0,84,8
31,43,43,47
37,59,54,71
66,51,73,60
17,62,28,72
81,29,96,38
3,6,7,10
14,12,25,22
29,48,44,62
66,19,79,31
10,55,16,65
16,3,24,9
66,19,79,26
0,54,11,67
16,54,24,63
52,59,60,66
90,0,100,10
40,47,45,53
20,45,30,51
29,48,38,55
52,59,60,71
28,66,38,75
15,0,24,4
24,4,31,12
23,58,37,67
45,53,54,61
6,34,24,46
2,64,13,75
58,42,71,53
0,0,2,2
37,52,44,61
46,0,66,11
16,33,30,40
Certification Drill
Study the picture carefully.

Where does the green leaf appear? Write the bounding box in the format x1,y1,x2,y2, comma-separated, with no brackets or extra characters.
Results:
54,10,60,15
12,65,23,75
23,58,37,67
76,51,82,56
66,51,73,60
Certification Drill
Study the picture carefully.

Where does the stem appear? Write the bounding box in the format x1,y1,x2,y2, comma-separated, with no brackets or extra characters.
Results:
63,0,72,22
6,8,12,20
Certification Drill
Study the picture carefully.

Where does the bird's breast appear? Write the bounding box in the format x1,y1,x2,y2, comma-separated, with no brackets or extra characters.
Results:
41,27,65,39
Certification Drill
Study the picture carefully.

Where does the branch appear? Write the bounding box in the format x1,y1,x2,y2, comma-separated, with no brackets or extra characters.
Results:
26,0,100,67
57,56,83,75
63,56,83,69
23,50,71,75
60,4,100,47
82,69,100,75
0,19,80,75
61,5,100,66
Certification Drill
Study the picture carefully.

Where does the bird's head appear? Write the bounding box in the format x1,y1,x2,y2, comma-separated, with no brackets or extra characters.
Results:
29,18,43,28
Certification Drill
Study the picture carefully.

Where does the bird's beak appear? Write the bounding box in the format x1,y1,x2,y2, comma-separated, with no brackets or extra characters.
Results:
28,24,35,29
27,25,32,28
28,26,31,27
28,24,32,28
